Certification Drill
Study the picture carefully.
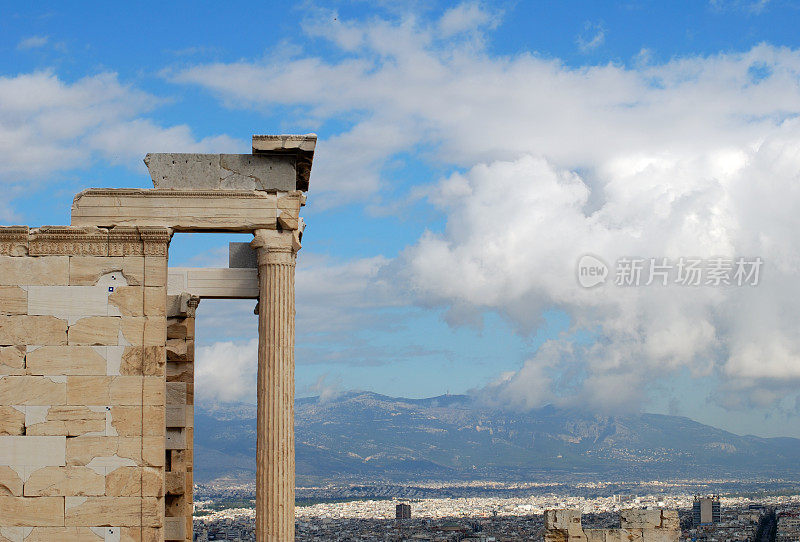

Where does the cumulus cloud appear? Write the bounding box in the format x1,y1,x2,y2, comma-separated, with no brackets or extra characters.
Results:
0,71,239,184
407,143,800,412
172,7,800,413
196,338,258,403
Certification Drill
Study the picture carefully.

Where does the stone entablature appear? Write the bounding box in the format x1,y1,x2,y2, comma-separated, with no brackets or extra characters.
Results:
0,226,171,257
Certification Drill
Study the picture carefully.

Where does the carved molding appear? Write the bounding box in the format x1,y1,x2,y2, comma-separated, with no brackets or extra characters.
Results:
0,225,171,257
139,227,172,256
0,226,29,256
107,226,170,256
108,227,146,257
29,226,109,256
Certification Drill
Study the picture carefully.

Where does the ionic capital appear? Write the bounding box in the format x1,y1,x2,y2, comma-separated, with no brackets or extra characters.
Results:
250,228,301,266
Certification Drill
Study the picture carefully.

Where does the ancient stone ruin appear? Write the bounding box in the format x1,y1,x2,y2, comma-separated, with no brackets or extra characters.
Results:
544,509,680,542
0,135,315,541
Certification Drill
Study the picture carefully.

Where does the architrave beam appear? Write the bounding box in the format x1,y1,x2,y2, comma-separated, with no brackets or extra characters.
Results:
71,188,303,232
167,267,259,299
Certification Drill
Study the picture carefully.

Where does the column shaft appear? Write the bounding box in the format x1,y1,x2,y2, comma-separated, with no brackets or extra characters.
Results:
254,234,298,542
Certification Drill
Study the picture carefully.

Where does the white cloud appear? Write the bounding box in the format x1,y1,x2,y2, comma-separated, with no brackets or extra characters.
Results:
302,374,344,402
438,2,500,37
190,251,402,379
0,71,240,184
196,338,258,403
172,14,800,202
296,253,400,333
405,151,792,411
192,251,402,402
300,9,366,52
170,10,800,414
85,119,239,166
17,36,48,50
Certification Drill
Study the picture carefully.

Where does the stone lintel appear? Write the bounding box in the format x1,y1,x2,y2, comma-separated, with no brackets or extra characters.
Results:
71,189,304,233
167,267,258,299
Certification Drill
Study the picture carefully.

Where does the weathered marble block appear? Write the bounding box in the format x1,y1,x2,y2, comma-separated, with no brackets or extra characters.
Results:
0,256,69,286
145,153,296,192
24,466,105,497
0,316,67,345
0,496,65,527
0,287,26,316
26,346,107,376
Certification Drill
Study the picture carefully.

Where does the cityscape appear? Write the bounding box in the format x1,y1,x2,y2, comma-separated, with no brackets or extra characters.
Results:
193,393,800,540
191,482,800,541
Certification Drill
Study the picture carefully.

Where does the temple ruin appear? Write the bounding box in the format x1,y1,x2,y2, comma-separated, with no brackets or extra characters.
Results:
0,134,315,541
544,509,680,542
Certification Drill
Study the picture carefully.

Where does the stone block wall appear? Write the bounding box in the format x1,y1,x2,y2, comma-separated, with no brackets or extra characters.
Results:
0,226,171,542
163,296,197,542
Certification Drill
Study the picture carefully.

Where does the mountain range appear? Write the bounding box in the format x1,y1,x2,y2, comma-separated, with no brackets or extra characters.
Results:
194,391,800,484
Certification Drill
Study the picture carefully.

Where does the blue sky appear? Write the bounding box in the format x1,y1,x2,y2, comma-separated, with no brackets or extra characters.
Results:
3,1,800,438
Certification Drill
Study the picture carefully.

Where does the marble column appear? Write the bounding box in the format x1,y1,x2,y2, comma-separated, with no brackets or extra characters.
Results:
250,229,301,542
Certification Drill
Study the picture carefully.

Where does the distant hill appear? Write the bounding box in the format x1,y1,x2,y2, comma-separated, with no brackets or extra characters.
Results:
194,391,800,484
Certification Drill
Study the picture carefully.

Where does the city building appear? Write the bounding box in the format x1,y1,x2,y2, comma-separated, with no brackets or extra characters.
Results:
777,510,800,541
396,503,412,519
693,495,721,525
